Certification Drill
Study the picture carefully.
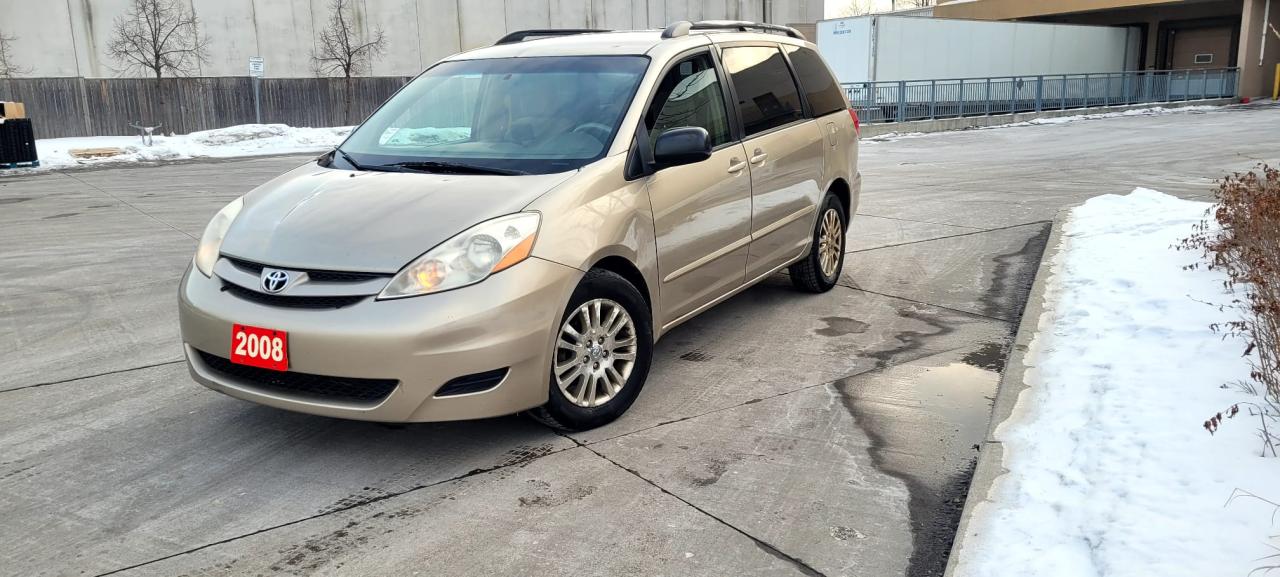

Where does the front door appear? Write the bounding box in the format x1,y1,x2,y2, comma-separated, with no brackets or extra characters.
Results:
645,52,752,327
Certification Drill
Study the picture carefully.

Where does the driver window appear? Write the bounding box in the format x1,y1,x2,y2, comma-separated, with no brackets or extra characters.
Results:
645,53,731,151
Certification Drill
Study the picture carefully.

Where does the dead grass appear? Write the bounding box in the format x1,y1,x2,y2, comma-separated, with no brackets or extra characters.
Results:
1181,165,1280,451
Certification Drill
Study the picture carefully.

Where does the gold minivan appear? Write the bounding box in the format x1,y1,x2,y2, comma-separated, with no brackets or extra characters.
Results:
179,21,861,430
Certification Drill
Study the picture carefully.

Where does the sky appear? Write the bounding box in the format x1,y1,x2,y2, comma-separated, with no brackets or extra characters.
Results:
823,0,914,18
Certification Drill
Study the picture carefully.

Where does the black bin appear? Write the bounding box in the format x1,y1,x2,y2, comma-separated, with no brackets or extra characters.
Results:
0,119,38,165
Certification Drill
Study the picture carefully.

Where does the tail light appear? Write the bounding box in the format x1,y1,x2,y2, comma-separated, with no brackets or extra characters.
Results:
849,108,861,136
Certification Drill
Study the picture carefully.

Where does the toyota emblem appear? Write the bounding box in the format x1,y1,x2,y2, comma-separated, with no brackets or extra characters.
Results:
261,269,290,293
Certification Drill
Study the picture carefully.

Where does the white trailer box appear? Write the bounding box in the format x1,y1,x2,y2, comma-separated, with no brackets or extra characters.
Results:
817,15,1142,84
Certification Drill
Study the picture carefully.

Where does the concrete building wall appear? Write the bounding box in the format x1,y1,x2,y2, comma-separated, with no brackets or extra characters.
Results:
935,0,1278,98
1028,0,1242,70
934,0,1187,21
1237,0,1280,97
1,0,823,78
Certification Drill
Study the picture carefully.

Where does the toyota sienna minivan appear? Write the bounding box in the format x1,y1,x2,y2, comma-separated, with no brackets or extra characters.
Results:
179,21,861,430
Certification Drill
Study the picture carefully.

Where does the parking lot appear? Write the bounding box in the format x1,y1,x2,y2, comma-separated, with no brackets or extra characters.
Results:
2,104,1276,577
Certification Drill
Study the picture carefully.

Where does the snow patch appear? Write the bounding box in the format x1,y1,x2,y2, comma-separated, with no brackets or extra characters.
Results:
4,124,354,175
863,105,1223,144
188,123,291,146
1016,105,1221,126
379,126,471,146
953,189,1280,577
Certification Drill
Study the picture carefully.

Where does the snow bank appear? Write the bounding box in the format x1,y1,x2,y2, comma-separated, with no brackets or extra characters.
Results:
1017,105,1221,126
954,189,1280,577
863,105,1223,144
7,124,353,174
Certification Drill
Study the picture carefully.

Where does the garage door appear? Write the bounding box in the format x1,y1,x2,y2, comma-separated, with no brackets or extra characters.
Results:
1168,26,1234,69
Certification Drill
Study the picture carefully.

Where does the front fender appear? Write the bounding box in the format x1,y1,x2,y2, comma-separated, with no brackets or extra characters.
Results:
524,154,660,313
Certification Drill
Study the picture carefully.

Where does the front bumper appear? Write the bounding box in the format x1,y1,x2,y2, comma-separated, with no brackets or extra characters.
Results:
178,257,582,422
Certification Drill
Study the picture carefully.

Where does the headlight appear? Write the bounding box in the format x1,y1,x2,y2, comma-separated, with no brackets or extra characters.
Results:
378,212,541,299
194,197,244,277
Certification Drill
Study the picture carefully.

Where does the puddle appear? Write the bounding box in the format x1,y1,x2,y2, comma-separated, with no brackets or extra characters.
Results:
912,363,1002,436
814,316,870,337
834,355,1002,577
979,223,1051,320
961,342,1006,372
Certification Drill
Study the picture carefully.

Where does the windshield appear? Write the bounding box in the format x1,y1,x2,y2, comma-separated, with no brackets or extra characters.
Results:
338,56,649,175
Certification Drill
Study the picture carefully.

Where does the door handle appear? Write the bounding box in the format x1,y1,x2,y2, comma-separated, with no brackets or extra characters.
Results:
727,158,747,174
749,149,768,164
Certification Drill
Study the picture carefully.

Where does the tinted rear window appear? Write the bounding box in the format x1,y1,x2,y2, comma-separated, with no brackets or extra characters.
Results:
784,45,848,117
721,46,805,137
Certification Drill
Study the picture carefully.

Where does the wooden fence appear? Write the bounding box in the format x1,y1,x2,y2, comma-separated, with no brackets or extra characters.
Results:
0,76,412,139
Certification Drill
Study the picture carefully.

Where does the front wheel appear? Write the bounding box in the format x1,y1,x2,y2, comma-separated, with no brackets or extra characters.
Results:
528,269,653,431
789,193,847,293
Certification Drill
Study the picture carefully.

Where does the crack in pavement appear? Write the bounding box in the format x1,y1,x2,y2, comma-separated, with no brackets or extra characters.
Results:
91,443,578,577
846,219,1052,255
1,359,185,394
60,172,197,241
554,431,827,577
854,212,988,230
834,282,1013,324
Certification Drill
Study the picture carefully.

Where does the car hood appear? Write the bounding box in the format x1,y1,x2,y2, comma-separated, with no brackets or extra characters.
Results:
218,163,574,273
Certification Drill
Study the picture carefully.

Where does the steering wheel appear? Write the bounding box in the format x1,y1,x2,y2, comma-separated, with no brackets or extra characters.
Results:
571,122,612,144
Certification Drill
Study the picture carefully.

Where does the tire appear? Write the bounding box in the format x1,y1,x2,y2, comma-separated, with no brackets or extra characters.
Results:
789,193,847,293
528,269,653,431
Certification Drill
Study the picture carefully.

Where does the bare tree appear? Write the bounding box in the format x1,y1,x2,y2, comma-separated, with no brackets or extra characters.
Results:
313,0,387,77
0,30,29,78
838,0,876,17
0,30,30,78
312,0,387,123
106,0,210,79
840,0,933,15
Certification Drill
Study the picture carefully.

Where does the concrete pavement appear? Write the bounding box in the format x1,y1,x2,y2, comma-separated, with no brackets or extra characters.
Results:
1,103,1276,577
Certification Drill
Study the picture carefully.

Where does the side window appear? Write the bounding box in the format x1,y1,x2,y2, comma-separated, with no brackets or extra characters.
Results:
783,45,848,117
645,53,731,150
721,46,804,137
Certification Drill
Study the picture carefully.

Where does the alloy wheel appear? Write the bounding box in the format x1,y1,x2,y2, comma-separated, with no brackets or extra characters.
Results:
818,208,843,278
554,298,637,408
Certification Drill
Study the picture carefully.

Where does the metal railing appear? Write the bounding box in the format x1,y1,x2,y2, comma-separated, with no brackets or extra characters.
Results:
843,68,1240,124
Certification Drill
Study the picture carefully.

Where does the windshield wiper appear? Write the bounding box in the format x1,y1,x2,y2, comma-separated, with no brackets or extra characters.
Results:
378,160,527,176
335,148,383,172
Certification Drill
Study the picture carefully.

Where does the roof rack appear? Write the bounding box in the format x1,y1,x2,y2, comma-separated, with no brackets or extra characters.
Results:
494,29,610,45
661,20,806,40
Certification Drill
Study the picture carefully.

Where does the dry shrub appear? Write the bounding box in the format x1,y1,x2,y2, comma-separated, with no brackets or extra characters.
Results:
1181,165,1280,412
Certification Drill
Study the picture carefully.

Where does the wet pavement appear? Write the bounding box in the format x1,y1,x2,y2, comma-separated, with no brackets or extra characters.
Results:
2,103,1277,576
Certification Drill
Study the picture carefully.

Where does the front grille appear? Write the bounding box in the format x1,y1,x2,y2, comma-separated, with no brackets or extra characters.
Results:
223,256,390,283
197,350,398,404
434,368,509,397
309,270,387,283
224,256,265,274
221,282,368,309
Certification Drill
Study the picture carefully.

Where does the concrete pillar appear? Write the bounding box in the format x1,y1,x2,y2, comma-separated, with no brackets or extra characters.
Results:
1237,0,1280,98
1143,18,1159,69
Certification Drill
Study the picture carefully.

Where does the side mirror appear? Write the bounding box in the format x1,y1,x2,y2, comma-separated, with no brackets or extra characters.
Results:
652,127,711,169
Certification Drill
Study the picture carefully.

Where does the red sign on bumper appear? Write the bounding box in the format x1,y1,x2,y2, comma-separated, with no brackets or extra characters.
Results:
230,324,289,371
